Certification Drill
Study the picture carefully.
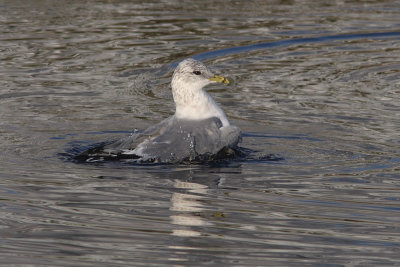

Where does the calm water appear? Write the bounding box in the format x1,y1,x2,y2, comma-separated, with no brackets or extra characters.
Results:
1,0,400,265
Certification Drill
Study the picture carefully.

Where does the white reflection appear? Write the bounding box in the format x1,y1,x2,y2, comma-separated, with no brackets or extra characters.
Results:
169,179,210,237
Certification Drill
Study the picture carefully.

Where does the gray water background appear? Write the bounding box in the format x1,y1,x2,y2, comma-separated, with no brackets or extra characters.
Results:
1,0,400,265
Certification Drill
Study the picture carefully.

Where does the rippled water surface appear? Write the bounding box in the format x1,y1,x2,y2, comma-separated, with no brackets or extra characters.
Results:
1,0,400,265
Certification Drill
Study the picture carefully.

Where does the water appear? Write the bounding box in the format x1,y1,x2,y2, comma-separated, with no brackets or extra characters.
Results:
1,0,400,265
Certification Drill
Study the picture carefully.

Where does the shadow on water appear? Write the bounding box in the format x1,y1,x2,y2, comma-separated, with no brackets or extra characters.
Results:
191,31,400,62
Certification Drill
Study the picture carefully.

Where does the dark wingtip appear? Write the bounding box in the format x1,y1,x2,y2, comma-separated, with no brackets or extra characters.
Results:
61,141,140,163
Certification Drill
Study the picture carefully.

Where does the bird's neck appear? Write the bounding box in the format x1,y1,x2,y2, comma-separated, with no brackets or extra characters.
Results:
173,88,230,127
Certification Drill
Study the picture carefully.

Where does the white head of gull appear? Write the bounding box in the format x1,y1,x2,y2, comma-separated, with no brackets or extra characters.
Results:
172,58,230,127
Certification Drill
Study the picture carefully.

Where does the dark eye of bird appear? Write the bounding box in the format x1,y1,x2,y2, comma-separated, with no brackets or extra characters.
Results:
193,71,201,75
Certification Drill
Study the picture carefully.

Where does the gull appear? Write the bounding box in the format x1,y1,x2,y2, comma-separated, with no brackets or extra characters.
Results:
75,58,241,163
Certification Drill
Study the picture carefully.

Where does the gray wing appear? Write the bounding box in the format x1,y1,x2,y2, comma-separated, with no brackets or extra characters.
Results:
103,116,174,153
75,116,241,163
74,117,175,161
124,116,241,162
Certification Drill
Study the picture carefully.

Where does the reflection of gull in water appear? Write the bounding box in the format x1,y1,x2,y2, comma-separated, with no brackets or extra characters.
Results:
170,180,210,237
76,58,241,163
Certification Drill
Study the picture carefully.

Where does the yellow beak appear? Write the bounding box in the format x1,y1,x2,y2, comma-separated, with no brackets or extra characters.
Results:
209,75,229,84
